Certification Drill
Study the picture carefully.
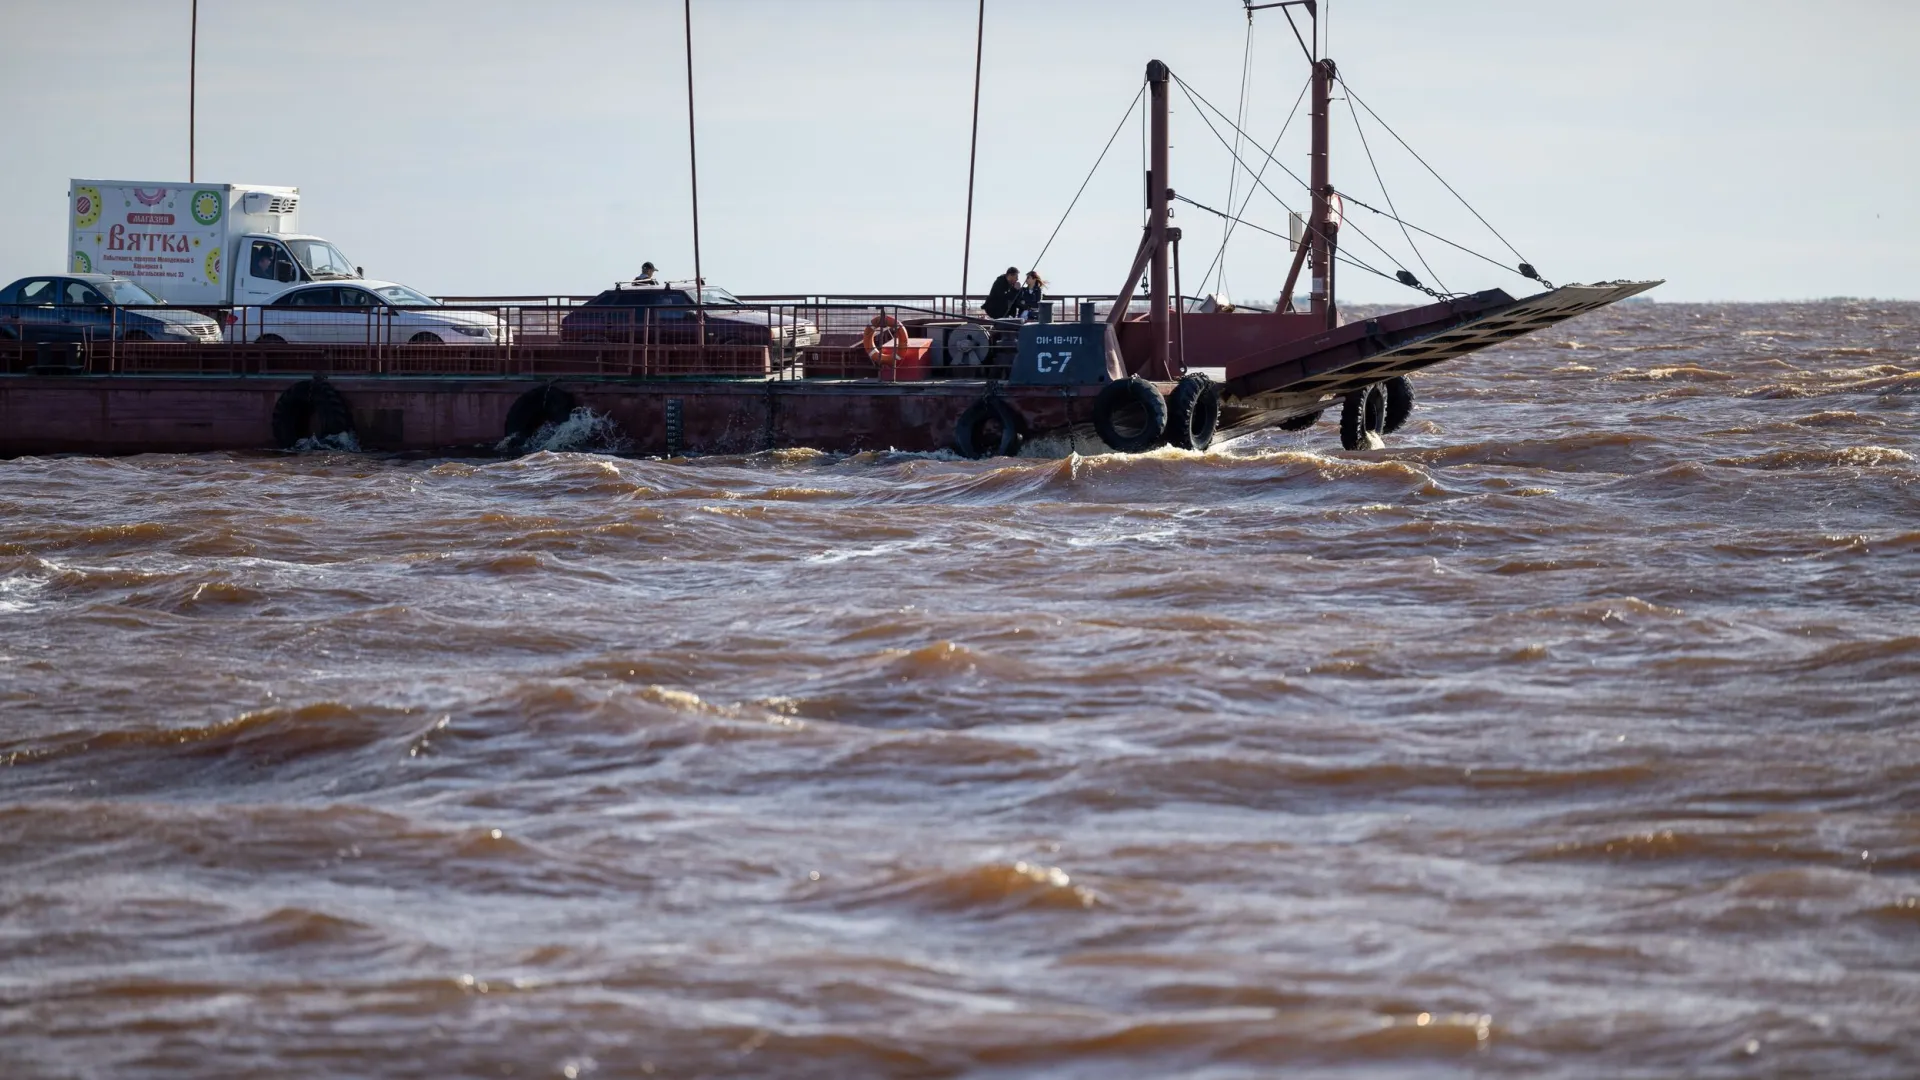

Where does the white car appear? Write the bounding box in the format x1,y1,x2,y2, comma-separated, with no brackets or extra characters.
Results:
238,279,506,345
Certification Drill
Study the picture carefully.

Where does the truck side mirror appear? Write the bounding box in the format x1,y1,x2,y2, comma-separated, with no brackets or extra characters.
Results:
356,267,364,278
276,263,295,283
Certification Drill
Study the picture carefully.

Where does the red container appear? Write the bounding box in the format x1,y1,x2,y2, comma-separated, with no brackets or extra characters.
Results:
879,339,934,382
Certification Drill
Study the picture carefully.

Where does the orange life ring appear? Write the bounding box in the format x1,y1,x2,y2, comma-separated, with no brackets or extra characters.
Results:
863,314,907,366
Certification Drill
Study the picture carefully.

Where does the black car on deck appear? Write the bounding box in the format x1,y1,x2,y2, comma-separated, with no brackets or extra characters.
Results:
0,274,223,344
558,281,820,352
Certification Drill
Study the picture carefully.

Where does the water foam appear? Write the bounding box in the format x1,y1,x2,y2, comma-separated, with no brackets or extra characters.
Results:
289,431,362,453
500,407,632,455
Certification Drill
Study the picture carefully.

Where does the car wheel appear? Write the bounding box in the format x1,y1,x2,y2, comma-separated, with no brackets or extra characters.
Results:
257,334,285,345
409,332,443,344
124,330,151,342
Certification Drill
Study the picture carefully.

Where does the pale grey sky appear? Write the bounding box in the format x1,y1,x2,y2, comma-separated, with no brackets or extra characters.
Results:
3,1,1914,303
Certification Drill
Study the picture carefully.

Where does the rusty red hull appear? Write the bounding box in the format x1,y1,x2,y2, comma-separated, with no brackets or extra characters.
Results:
0,375,1096,457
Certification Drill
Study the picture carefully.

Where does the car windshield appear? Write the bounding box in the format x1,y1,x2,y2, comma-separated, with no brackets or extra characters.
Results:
698,287,742,306
374,284,438,307
101,280,161,305
285,239,357,279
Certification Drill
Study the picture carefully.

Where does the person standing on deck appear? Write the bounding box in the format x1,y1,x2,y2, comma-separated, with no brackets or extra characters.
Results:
634,262,661,285
983,266,1019,319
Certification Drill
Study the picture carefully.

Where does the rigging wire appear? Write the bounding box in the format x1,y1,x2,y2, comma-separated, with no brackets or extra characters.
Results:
1344,91,1447,294
1179,70,1550,291
1173,193,1439,299
1198,71,1311,298
1175,78,1430,297
1029,84,1146,272
1218,12,1256,298
1140,74,1150,231
1332,190,1545,284
1336,73,1544,277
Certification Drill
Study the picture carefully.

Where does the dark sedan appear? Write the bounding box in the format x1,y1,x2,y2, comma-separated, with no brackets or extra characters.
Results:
0,274,223,344
559,282,819,351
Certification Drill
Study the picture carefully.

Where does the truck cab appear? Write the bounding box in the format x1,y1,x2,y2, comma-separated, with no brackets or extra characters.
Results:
232,233,359,306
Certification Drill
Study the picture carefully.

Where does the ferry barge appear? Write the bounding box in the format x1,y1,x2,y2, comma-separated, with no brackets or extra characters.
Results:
0,11,1656,460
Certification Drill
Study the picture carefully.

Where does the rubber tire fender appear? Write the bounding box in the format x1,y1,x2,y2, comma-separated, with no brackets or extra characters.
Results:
1092,376,1169,453
953,396,1025,459
1166,373,1222,451
505,384,577,446
1382,375,1415,434
1339,384,1386,451
270,377,355,450
1278,409,1322,432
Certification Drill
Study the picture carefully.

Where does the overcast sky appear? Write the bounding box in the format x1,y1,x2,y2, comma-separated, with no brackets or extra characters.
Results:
2,1,1914,303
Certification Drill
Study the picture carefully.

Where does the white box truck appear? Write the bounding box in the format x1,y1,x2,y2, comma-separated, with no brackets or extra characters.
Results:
68,180,361,307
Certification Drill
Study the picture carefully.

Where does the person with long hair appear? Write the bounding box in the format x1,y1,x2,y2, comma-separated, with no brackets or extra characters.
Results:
1014,270,1046,320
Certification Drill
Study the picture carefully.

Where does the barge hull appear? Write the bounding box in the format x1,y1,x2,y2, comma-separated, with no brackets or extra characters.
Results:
0,377,1091,457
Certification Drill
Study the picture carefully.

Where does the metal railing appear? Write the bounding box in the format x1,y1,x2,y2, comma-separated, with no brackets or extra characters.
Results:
0,295,1127,380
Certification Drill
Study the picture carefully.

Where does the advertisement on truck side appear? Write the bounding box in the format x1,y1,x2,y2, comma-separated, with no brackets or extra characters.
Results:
70,184,227,298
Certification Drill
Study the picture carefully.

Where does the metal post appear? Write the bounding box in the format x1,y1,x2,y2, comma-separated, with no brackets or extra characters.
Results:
188,0,197,182
1147,59,1171,381
1172,227,1186,377
1309,52,1336,329
960,0,985,308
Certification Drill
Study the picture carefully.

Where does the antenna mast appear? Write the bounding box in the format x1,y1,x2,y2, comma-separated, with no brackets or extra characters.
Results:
189,0,197,182
1249,0,1334,324
684,0,703,294
960,0,985,307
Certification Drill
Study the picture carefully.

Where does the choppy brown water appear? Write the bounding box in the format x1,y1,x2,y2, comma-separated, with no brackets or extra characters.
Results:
2,301,1917,1079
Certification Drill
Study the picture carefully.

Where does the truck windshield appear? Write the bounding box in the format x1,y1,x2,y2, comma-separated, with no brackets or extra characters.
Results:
374,284,438,307
285,239,357,280
102,280,162,305
698,287,742,305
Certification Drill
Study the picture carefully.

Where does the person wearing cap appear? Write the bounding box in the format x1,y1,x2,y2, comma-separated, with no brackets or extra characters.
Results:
984,266,1019,319
635,261,661,285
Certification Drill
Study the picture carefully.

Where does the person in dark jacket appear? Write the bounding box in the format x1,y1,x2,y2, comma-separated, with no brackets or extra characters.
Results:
983,266,1020,319
1013,270,1046,320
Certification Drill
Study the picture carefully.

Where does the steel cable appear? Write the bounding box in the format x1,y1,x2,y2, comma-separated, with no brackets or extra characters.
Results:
1337,74,1543,276
1199,72,1312,300
1030,84,1147,273
1344,92,1448,294
1175,78,1428,297
1178,71,1549,293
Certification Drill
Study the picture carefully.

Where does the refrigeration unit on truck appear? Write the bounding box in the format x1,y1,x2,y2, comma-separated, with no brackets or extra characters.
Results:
67,180,360,308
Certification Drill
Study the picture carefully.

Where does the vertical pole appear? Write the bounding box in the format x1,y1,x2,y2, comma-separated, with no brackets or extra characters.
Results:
1306,1,1340,332
683,0,703,307
1146,60,1170,381
1309,56,1333,328
188,0,197,182
960,0,985,308
1172,228,1186,377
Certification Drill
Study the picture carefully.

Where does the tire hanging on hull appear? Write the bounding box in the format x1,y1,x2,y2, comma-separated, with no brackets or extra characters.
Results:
270,377,355,450
1339,384,1387,451
1092,376,1169,453
1166,373,1222,451
953,396,1025,459
504,384,578,451
1382,375,1415,435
